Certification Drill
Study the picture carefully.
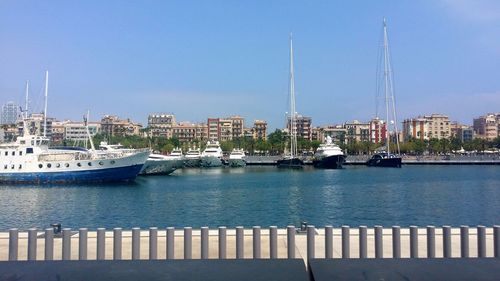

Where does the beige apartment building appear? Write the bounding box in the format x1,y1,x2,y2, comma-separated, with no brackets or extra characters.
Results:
172,122,207,143
473,113,500,141
344,120,370,144
252,120,267,140
148,113,176,138
100,115,142,137
402,114,451,141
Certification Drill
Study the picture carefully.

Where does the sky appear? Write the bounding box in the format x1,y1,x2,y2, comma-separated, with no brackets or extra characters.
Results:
1,0,500,130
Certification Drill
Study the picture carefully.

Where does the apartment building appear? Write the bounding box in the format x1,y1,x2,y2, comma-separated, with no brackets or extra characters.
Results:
402,114,451,141
344,120,370,144
473,113,500,141
148,113,176,138
286,115,312,140
101,115,142,137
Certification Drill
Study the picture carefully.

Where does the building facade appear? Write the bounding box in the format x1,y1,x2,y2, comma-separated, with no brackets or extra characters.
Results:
252,120,267,140
402,114,451,141
101,115,142,137
148,113,176,138
1,102,18,125
473,113,500,141
286,115,312,141
344,120,370,144
172,122,208,143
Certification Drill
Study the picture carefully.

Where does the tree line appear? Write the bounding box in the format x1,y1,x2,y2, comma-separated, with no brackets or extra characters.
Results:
69,132,500,156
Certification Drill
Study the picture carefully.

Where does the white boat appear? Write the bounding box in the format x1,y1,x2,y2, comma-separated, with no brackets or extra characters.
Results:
139,153,178,175
184,147,201,167
228,148,246,167
98,143,176,176
164,148,185,169
277,34,304,169
200,141,223,167
0,74,150,184
313,136,346,169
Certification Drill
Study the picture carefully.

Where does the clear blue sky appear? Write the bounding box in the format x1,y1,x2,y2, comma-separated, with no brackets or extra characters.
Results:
1,0,499,130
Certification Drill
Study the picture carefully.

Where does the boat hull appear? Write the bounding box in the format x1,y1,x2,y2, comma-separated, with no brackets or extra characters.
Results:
313,155,346,169
228,158,246,167
366,157,402,168
139,159,177,175
184,158,201,168
277,158,304,169
0,164,144,184
200,156,223,168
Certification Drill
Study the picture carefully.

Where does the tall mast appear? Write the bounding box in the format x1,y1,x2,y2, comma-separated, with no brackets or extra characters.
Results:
43,70,49,138
23,81,29,137
382,18,391,155
85,110,96,151
289,33,297,158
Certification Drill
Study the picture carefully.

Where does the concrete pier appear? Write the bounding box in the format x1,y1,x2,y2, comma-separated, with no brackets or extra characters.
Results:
0,227,497,262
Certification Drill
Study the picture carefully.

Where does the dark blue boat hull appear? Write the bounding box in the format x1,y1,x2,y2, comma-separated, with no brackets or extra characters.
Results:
0,164,144,184
313,155,346,169
277,158,304,169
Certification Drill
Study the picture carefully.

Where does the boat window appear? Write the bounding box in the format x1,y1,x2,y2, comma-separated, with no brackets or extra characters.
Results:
110,160,115,165
19,151,23,156
65,163,69,167
31,141,34,145
19,165,22,169
4,151,7,156
4,165,7,169
11,151,15,156
77,163,82,167
88,162,92,166
99,161,103,165
26,148,33,154
11,165,14,169
47,163,51,168
38,164,43,168
20,140,25,145
56,163,61,168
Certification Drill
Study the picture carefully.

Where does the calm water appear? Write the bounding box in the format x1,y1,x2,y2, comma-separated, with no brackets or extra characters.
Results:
0,166,499,230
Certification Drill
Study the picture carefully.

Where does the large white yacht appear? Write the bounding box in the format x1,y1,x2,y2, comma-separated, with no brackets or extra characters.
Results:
228,148,246,167
0,74,150,184
164,148,184,169
184,147,201,167
312,136,346,169
99,142,178,176
200,141,223,167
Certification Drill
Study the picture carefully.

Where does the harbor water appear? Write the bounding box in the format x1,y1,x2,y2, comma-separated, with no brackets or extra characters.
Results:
0,165,499,230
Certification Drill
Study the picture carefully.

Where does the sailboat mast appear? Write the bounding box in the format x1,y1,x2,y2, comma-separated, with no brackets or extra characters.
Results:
23,81,29,137
289,33,297,158
43,70,49,138
383,19,391,155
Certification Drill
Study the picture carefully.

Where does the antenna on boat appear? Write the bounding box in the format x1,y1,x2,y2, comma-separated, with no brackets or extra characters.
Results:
43,70,49,138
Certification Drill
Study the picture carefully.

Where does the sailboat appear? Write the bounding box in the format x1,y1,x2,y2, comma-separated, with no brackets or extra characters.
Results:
366,18,402,168
277,33,304,169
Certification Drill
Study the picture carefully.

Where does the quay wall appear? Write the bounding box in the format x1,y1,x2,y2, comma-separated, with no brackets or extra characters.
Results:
244,155,500,165
1,226,498,262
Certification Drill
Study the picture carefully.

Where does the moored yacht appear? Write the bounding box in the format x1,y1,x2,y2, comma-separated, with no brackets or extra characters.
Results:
184,147,201,167
165,148,184,169
313,136,346,169
228,148,246,167
277,34,304,169
200,141,223,167
366,18,402,168
0,75,150,184
139,153,178,175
